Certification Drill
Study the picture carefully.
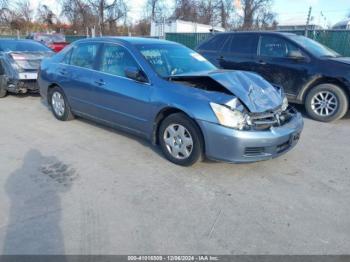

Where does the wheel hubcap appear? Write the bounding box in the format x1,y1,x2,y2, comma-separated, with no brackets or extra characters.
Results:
163,124,193,160
311,91,338,117
51,91,65,117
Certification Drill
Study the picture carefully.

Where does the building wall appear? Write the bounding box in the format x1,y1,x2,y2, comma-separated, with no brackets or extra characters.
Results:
150,20,225,37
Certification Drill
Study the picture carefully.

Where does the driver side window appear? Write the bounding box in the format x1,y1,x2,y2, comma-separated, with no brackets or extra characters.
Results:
99,44,139,78
260,36,300,58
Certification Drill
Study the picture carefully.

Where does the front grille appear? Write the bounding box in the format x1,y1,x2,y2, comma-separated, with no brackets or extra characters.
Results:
244,147,265,156
248,106,295,130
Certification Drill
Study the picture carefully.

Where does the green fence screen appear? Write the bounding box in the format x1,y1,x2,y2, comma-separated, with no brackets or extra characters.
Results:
0,35,87,43
165,30,350,56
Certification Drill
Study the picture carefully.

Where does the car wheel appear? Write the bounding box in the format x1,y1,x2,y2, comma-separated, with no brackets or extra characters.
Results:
305,84,349,122
159,113,203,166
49,86,74,121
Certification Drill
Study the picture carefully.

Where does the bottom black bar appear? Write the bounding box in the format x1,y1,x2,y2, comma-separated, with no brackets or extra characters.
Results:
0,256,349,262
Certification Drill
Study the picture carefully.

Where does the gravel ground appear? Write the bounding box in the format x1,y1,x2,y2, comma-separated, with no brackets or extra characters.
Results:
0,94,349,255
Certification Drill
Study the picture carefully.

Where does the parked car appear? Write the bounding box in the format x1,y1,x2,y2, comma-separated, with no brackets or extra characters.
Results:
196,32,350,122
38,37,303,166
0,39,54,98
27,33,69,52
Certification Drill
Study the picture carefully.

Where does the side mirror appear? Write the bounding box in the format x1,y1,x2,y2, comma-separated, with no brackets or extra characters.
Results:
287,50,305,60
125,67,148,83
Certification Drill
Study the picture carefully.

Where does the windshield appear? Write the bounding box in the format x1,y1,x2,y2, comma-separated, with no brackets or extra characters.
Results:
289,35,340,58
0,40,52,52
136,44,216,77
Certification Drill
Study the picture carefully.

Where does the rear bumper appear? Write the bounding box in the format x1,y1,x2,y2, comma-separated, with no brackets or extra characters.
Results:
197,112,304,163
5,79,39,93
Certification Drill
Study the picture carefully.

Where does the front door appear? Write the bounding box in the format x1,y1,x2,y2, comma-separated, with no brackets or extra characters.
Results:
254,35,311,97
91,43,153,134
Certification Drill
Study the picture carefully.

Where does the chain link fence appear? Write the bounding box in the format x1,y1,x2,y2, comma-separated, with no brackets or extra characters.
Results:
165,30,350,56
0,35,87,43
1,30,349,56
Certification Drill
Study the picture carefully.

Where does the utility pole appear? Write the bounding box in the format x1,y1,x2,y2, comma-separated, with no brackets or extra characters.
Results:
305,6,312,37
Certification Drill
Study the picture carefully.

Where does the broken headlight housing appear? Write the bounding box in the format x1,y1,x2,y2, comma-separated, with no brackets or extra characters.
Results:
210,102,247,130
281,96,288,111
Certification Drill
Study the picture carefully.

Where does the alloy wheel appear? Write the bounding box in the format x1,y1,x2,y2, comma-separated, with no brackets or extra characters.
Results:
311,91,338,117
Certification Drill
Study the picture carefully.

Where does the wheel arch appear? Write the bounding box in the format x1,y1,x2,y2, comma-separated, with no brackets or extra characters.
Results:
151,107,205,152
47,83,61,103
298,77,350,103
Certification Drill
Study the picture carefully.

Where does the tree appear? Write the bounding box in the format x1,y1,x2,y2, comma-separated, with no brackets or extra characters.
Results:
171,0,235,29
172,0,198,22
37,4,57,29
240,0,275,30
15,0,33,23
145,0,165,21
88,0,128,35
61,0,96,34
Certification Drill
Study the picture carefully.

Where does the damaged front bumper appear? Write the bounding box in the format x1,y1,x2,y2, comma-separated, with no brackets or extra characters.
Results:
197,111,304,163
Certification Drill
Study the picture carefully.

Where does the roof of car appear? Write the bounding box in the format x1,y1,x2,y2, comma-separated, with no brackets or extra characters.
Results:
75,36,179,46
216,31,297,36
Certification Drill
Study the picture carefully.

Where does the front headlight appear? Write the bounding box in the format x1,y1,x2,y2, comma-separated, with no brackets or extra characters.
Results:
282,96,288,111
210,102,246,130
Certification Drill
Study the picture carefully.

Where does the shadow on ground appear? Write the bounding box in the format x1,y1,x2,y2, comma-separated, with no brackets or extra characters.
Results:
2,149,77,254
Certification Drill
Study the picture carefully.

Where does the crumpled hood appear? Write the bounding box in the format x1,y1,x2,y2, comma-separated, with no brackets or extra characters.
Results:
173,70,284,113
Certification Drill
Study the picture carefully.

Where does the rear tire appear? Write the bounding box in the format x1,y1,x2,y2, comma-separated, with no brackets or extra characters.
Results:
159,113,203,166
48,86,74,121
305,84,349,122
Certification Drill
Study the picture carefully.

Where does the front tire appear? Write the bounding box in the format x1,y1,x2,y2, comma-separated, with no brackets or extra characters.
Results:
48,86,74,121
305,84,349,122
159,113,203,166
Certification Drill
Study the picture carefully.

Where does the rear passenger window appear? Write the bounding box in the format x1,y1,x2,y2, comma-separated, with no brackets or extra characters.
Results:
198,34,229,51
62,49,73,64
227,34,258,55
70,43,99,69
99,44,139,77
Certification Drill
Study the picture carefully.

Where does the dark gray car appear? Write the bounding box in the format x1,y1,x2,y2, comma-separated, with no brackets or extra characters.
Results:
0,39,54,98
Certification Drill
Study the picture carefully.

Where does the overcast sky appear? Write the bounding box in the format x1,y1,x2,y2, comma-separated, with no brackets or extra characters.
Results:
25,0,349,26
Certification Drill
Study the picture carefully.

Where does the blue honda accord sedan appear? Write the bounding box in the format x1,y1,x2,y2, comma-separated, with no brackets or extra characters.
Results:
38,37,304,166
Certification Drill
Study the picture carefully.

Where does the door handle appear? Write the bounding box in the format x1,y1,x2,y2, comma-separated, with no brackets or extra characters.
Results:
59,69,67,75
94,79,105,86
258,60,267,65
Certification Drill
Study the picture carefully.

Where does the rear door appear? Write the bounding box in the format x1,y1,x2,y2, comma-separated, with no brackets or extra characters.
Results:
58,42,101,114
196,34,230,67
217,33,259,72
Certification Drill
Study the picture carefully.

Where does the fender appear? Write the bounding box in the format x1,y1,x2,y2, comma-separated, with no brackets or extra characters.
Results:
296,75,350,103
